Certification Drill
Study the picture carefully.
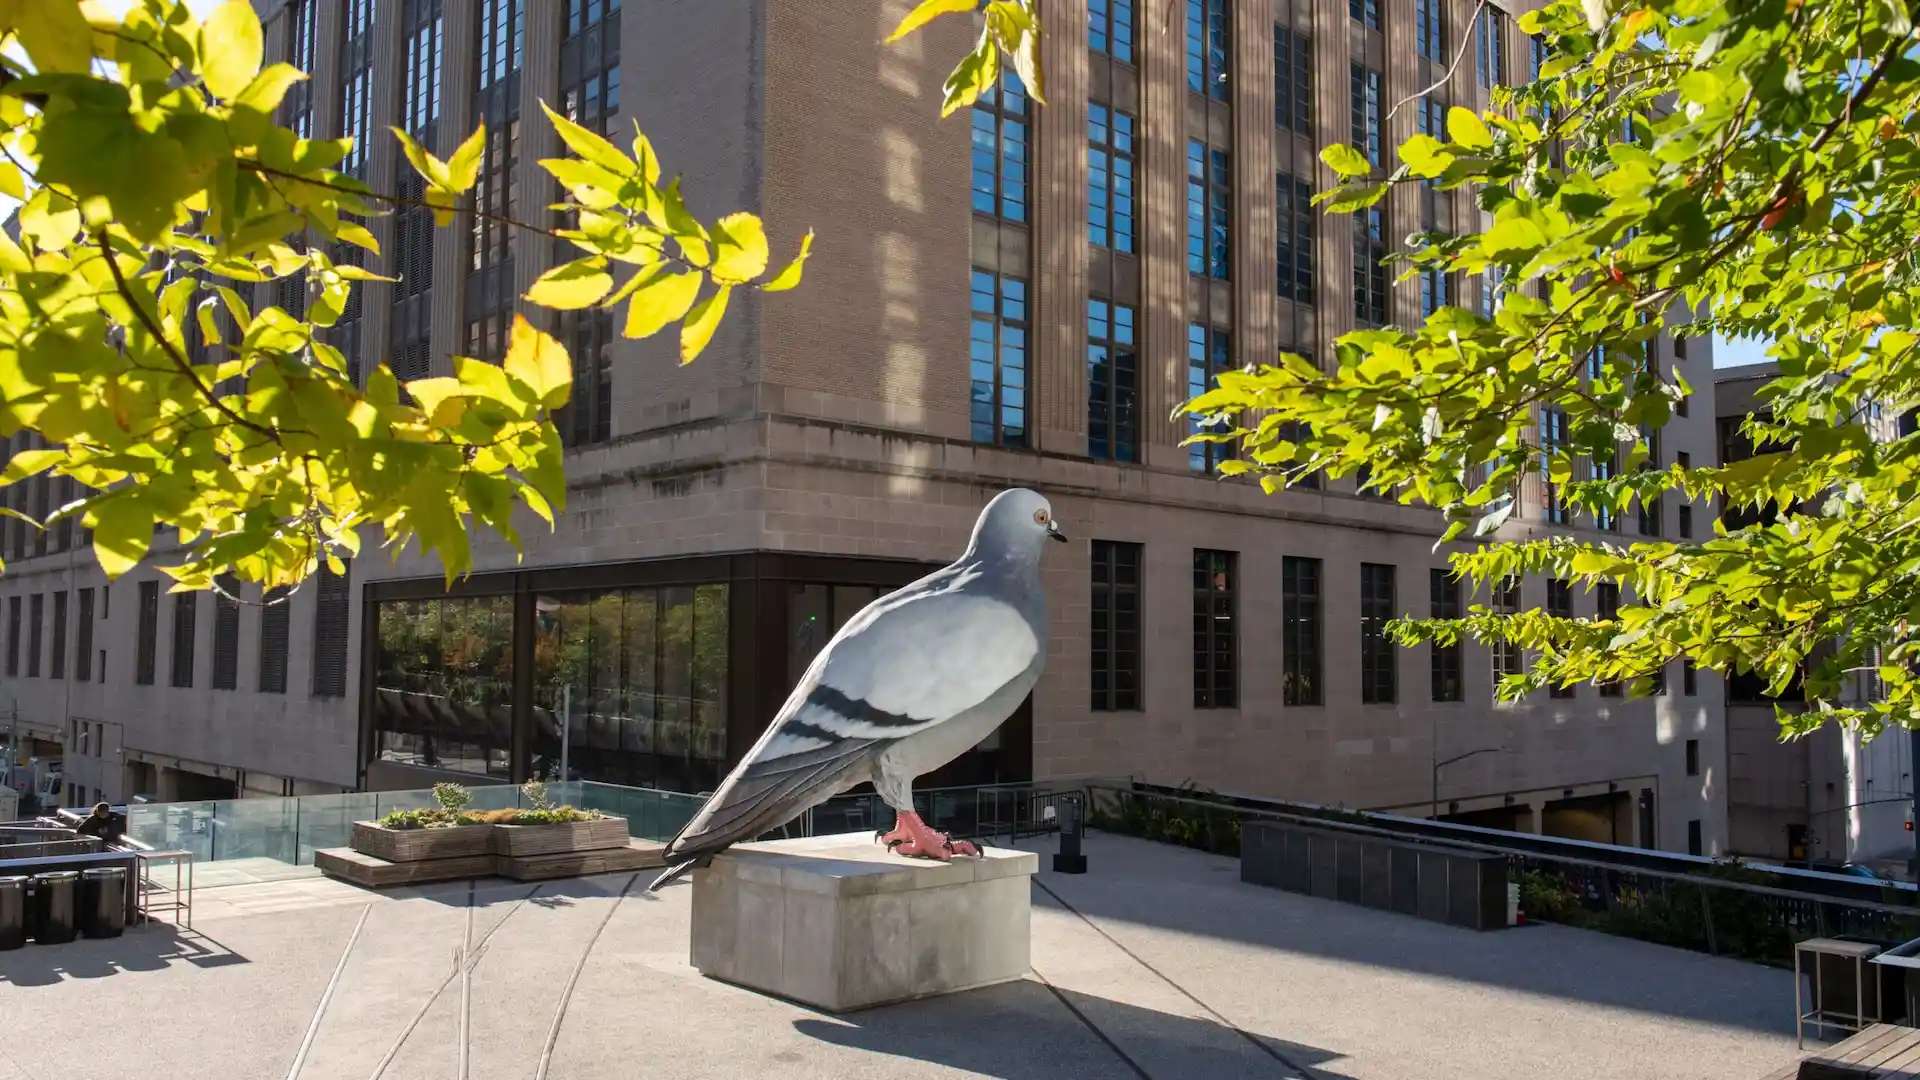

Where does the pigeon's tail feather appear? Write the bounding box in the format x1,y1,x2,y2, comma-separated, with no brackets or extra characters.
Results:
659,739,881,874
647,857,702,892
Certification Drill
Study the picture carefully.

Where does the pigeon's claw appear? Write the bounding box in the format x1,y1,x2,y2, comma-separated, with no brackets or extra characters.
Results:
879,809,981,862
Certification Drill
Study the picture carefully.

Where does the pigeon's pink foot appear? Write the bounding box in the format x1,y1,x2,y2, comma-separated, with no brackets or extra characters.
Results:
876,810,979,860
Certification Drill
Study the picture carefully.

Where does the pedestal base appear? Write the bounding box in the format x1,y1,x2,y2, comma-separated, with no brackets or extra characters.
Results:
690,832,1038,1013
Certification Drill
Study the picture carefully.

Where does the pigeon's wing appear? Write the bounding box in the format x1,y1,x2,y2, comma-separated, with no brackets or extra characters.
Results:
654,582,1041,876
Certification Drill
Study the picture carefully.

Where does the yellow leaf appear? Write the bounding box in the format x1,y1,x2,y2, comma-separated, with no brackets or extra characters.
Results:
502,314,573,410
85,495,152,580
987,1,1045,104
2,0,93,74
681,285,732,364
539,100,633,177
630,122,664,186
199,0,264,101
335,222,380,254
1447,107,1494,150
886,0,979,43
391,126,450,188
0,161,22,200
525,257,614,310
623,269,703,340
446,123,486,193
762,230,815,293
710,213,770,283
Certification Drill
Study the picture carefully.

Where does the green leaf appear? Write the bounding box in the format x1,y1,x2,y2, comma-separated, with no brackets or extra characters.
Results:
1399,134,1450,178
681,285,732,365
2,0,93,74
87,495,154,581
623,269,703,339
502,316,574,409
1322,183,1388,213
987,0,1045,104
1446,108,1493,150
391,126,449,188
762,230,816,292
233,64,309,116
0,449,62,487
710,213,770,283
1321,144,1372,178
1482,217,1548,259
886,0,978,43
941,31,1000,118
525,257,614,310
200,1,265,101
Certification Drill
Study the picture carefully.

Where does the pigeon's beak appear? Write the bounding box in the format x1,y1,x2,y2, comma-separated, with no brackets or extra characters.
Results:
1048,522,1068,543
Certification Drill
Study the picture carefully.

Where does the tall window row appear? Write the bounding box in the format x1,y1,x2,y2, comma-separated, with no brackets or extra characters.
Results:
970,271,1029,447
278,0,317,138
1088,300,1138,463
972,75,1029,223
330,0,376,385
556,0,622,448
1187,140,1230,279
1187,324,1232,473
389,0,444,388
1188,0,1230,99
466,0,525,364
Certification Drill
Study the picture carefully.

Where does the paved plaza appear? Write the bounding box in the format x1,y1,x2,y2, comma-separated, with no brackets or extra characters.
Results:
0,833,1802,1080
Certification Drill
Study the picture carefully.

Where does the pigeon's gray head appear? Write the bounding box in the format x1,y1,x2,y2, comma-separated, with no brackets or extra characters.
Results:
968,487,1067,563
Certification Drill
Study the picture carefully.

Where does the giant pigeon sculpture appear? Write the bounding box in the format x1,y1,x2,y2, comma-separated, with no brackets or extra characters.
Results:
648,487,1063,890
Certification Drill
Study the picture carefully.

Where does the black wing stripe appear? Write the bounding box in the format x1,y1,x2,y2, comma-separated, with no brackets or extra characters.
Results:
805,683,928,729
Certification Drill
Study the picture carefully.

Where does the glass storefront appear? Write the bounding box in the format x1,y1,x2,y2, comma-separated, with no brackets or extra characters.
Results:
372,595,514,777
532,584,728,793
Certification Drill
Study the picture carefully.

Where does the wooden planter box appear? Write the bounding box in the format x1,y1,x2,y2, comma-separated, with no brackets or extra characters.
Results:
350,821,493,863
490,815,628,857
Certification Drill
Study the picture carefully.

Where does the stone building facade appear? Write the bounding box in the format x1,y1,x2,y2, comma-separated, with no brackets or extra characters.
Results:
0,0,1729,853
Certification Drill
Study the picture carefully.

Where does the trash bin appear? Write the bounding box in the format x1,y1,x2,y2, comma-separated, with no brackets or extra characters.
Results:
31,870,78,945
0,876,26,951
79,866,127,939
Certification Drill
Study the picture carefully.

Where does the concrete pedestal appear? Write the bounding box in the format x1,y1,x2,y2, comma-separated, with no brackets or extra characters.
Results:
690,832,1038,1012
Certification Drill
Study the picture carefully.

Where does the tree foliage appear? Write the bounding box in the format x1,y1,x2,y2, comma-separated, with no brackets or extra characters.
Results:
1184,0,1920,735
0,0,809,592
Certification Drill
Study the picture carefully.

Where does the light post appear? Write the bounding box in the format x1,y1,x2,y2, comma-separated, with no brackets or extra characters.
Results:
1431,746,1510,820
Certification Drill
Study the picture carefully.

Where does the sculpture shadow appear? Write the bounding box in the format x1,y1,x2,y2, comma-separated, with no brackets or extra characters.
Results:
0,923,247,987
1027,831,1793,1037
793,978,1351,1080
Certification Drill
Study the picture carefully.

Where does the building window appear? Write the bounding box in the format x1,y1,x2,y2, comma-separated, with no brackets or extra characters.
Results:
1354,208,1388,325
970,271,1029,448
1187,140,1231,278
1360,563,1396,704
1491,576,1522,682
1430,570,1462,702
1419,268,1450,317
1088,300,1139,463
1091,541,1143,711
1274,27,1311,134
1687,819,1702,856
3,596,17,677
1350,0,1379,31
1187,0,1230,99
1596,583,1621,696
170,592,197,688
1541,407,1570,524
1482,265,1505,318
1283,556,1322,705
465,0,525,363
1351,64,1382,169
971,74,1029,223
313,559,352,697
259,587,290,694
1090,0,1135,63
1591,450,1619,531
1477,6,1507,89
1679,504,1693,538
1088,105,1136,253
49,591,65,681
212,577,240,691
26,593,42,678
75,588,92,683
1188,324,1233,473
136,581,158,686
337,0,376,178
561,0,621,130
1683,658,1697,696
389,0,444,388
1277,172,1315,305
1546,579,1575,698
279,0,317,138
557,309,614,447
1194,550,1237,708
1415,0,1444,61
1529,31,1549,81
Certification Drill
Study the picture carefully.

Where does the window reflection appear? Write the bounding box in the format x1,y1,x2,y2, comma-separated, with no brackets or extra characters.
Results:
373,595,514,777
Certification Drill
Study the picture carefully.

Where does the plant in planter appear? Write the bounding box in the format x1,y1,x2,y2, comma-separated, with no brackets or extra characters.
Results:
374,783,485,830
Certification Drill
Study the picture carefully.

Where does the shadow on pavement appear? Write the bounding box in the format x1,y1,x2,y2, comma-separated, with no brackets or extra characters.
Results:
794,978,1351,1080
0,923,247,987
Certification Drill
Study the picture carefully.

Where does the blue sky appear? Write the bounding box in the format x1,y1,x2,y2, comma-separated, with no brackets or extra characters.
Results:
1712,334,1772,369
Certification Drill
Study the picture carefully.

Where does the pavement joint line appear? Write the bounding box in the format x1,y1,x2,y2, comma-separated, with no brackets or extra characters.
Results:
459,881,474,1080
1032,876,1326,1080
285,902,374,1080
535,873,643,1080
367,882,547,1080
1028,961,1156,1080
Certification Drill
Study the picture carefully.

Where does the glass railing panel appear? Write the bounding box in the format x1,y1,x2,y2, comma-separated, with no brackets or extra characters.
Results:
127,801,216,862
211,797,299,863
296,793,379,864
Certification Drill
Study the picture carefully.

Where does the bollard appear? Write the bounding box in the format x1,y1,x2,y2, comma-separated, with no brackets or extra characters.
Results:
1053,798,1088,874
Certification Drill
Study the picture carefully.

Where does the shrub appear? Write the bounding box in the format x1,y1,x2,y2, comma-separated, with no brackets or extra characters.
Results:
432,782,474,814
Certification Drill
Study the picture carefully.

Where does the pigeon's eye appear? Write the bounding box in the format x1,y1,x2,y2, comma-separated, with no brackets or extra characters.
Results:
1033,509,1049,525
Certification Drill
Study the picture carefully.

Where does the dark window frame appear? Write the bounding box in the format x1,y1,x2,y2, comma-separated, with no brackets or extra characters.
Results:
1091,541,1143,712
1088,298,1139,463
1283,556,1322,706
1360,563,1396,704
1193,550,1238,709
969,270,1031,448
136,581,158,686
